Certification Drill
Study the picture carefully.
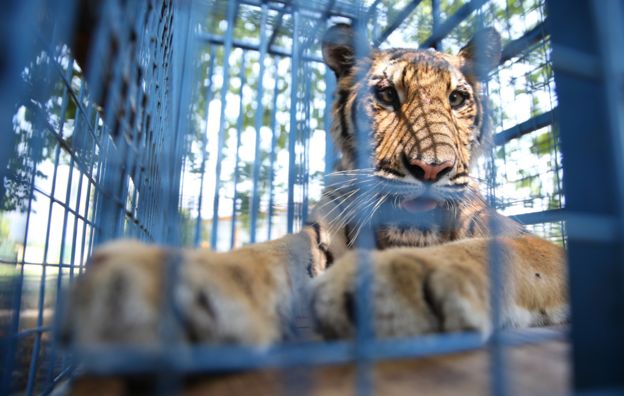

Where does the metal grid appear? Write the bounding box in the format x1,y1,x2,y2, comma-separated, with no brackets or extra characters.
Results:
0,0,623,395
0,0,185,394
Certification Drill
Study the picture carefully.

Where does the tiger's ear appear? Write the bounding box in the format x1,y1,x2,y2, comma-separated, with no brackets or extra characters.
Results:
458,28,502,81
322,24,356,77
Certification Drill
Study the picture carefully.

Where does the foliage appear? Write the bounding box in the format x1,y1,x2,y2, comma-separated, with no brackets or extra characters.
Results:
1,50,67,213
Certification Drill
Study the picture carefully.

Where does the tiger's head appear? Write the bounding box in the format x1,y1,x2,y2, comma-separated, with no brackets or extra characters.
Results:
322,24,501,246
321,24,500,229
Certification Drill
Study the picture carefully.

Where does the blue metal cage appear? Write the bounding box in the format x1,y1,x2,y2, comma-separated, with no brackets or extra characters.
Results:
0,0,623,395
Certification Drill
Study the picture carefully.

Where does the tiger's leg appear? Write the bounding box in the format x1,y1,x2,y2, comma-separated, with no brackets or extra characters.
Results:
311,235,568,338
63,228,327,346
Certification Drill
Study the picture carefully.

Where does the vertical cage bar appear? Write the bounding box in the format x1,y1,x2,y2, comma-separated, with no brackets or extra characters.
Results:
210,0,238,249
230,53,247,249
249,3,269,243
268,5,288,50
68,162,85,280
370,2,380,40
78,136,97,273
97,3,138,241
0,0,42,202
481,22,507,396
170,0,195,246
93,138,121,244
324,70,336,174
487,217,508,396
267,62,280,240
194,45,216,247
547,0,624,390
351,5,375,396
2,0,80,386
287,8,301,234
301,62,312,224
591,0,624,247
432,0,441,50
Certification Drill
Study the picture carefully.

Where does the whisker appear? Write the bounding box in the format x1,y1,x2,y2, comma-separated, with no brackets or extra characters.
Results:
328,192,377,231
351,193,388,244
327,190,381,236
319,188,360,217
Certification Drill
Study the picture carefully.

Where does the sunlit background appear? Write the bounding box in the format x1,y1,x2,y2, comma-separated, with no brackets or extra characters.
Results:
176,0,562,252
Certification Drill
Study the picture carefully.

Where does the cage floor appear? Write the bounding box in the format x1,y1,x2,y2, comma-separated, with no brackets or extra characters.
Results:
66,339,569,396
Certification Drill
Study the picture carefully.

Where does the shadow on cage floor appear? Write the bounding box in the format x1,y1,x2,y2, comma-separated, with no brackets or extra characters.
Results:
67,339,569,396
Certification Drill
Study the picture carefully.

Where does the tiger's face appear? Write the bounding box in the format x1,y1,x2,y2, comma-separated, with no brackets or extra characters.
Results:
367,49,481,186
322,25,501,221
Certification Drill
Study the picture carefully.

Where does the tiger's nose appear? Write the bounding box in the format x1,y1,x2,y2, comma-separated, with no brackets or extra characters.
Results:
404,158,454,182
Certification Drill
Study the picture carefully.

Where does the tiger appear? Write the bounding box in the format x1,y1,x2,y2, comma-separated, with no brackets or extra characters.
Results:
62,24,568,346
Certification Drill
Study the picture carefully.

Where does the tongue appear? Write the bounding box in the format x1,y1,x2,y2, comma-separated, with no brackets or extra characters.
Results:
401,197,438,213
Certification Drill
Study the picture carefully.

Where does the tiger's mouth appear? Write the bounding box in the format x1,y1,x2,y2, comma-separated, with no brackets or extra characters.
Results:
323,173,468,226
371,195,456,233
379,178,465,224
400,197,439,213
375,177,466,203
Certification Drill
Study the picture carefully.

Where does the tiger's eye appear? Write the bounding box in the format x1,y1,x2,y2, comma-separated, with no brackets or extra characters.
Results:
449,90,467,108
374,85,399,108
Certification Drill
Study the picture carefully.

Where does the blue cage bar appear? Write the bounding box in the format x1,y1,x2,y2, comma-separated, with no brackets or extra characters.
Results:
547,0,624,390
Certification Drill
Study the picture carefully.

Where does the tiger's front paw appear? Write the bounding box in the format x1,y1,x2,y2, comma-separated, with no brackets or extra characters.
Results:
61,240,169,345
310,249,490,339
62,240,282,346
